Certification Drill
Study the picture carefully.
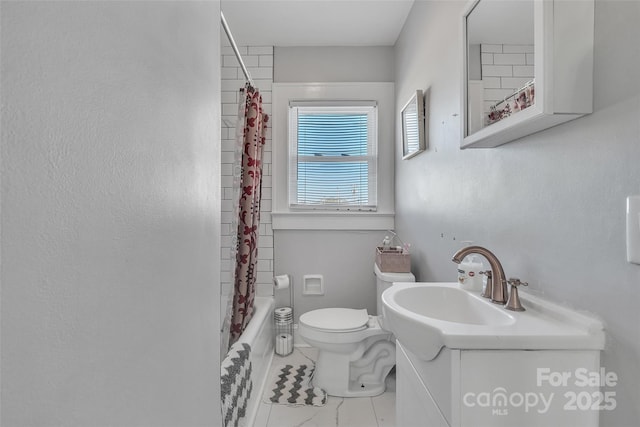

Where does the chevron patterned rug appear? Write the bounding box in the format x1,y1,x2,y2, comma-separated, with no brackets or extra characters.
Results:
265,364,327,406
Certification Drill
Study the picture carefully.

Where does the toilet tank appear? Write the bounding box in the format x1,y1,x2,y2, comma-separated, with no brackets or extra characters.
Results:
374,263,415,318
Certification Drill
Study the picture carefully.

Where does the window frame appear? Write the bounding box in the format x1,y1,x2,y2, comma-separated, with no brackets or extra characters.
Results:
271,82,395,231
288,102,378,211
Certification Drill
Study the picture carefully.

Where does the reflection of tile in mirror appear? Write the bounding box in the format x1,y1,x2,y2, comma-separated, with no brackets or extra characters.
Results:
466,0,534,133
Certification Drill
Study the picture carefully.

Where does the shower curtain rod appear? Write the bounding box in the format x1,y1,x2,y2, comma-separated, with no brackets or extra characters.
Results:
221,11,254,86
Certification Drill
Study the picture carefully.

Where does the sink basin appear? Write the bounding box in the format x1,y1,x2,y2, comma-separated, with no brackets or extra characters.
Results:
382,282,605,360
391,285,514,325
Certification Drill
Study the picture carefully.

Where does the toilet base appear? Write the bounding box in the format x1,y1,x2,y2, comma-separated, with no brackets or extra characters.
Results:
339,380,386,398
312,337,396,397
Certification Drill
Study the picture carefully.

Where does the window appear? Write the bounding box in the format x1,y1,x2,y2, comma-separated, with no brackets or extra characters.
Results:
288,102,377,211
272,82,394,230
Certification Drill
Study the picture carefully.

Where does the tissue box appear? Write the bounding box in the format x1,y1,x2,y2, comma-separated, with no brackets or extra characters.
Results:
375,246,410,273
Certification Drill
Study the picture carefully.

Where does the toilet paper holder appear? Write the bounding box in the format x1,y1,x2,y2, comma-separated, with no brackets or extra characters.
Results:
273,274,293,306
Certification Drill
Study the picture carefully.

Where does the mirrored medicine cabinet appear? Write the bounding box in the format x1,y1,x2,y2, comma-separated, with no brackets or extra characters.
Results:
461,0,595,148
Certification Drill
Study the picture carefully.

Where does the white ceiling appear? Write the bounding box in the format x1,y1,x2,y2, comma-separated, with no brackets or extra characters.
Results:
221,0,415,47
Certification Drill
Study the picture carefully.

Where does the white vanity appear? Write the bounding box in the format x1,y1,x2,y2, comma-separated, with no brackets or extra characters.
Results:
383,283,606,427
396,344,605,427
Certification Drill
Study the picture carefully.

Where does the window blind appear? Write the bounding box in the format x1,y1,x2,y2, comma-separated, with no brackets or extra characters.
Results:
288,104,377,211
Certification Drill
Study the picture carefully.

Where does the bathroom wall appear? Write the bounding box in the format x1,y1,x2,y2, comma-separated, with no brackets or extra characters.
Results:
1,2,222,426
272,47,396,320
274,46,395,82
394,1,640,426
220,43,274,350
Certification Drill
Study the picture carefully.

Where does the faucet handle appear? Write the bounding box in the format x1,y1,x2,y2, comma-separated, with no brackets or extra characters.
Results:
507,278,528,287
505,277,528,311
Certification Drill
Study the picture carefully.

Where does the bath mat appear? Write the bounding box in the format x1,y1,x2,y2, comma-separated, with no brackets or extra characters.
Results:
265,364,327,406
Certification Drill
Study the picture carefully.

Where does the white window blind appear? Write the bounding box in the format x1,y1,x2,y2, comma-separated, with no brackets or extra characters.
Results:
288,102,377,211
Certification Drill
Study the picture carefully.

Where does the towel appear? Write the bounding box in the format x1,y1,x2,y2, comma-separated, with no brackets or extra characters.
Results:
221,342,253,427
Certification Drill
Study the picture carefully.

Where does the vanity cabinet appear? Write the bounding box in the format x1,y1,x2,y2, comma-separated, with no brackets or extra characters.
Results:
396,341,602,427
397,342,449,427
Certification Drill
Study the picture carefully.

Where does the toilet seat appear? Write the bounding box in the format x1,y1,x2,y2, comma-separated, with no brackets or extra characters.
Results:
299,308,369,333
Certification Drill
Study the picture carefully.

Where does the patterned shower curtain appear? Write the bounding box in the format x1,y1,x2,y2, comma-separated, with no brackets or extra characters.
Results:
229,84,268,345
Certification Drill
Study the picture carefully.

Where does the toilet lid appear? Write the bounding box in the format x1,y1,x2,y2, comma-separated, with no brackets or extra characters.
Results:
300,308,369,332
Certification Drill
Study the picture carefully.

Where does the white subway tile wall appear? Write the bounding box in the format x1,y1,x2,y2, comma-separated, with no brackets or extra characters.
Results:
480,44,534,114
220,45,274,325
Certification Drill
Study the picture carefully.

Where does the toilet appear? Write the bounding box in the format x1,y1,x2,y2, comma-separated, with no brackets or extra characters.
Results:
298,264,415,397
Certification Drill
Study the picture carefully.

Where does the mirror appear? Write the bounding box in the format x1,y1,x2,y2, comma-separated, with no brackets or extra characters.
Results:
461,0,594,148
465,0,534,136
401,90,425,159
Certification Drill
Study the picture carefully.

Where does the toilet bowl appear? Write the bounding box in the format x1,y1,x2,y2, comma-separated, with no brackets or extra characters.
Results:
298,265,415,397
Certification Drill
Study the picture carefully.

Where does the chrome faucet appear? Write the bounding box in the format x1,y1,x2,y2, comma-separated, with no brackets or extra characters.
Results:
452,246,508,304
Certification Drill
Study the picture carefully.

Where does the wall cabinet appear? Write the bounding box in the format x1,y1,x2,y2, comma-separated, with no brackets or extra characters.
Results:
461,0,595,148
396,341,602,427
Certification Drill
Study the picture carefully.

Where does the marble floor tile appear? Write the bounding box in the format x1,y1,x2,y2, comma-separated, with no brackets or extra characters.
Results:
266,396,342,427
371,391,396,427
336,396,379,427
253,401,272,427
255,346,396,427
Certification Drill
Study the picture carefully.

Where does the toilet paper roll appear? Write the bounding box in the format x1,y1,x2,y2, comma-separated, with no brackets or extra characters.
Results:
275,307,292,315
276,333,293,356
274,307,292,322
273,274,290,290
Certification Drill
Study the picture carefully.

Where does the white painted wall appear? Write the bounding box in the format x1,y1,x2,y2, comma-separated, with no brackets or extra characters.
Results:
272,49,395,320
1,2,222,426
394,1,640,426
275,46,395,82
274,230,388,319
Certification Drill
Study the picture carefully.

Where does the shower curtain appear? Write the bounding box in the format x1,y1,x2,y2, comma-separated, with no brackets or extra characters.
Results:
228,83,268,345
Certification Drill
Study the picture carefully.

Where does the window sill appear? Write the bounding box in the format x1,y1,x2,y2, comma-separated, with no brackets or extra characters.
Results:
271,211,394,231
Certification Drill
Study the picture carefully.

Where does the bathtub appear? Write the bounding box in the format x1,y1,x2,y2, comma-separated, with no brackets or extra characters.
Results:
234,296,274,426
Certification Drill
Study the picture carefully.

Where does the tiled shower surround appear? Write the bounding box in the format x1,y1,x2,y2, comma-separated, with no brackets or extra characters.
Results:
480,43,534,114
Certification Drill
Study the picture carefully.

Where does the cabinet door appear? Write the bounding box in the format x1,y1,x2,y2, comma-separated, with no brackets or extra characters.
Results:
459,350,600,427
397,343,449,427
